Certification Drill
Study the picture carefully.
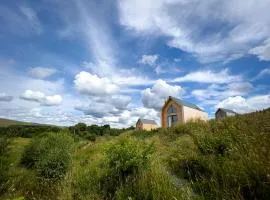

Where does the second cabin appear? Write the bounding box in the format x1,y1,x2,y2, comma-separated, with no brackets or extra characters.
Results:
136,118,158,131
161,96,208,128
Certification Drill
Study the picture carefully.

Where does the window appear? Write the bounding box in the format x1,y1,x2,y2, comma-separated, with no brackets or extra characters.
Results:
167,115,178,127
167,105,177,114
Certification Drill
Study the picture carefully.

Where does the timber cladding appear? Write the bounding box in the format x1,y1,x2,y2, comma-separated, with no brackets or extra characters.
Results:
161,99,183,127
161,96,208,128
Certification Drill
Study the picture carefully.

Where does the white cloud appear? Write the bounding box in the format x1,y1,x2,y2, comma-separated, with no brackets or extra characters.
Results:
43,95,63,106
111,95,132,110
173,69,241,84
74,95,131,118
102,107,160,128
192,82,253,102
118,0,270,63
20,90,62,106
139,54,159,66
249,39,270,61
141,79,184,110
74,71,119,96
0,93,13,102
216,95,270,114
253,68,270,80
29,67,57,79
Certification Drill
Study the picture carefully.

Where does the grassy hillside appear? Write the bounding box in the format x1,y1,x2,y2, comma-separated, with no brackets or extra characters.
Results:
0,118,33,127
0,108,269,200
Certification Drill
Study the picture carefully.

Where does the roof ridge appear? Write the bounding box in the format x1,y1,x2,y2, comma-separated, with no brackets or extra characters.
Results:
169,96,203,111
138,118,157,125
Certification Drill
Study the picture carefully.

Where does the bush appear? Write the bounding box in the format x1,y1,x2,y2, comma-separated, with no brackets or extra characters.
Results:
0,137,10,194
102,137,154,198
195,135,231,156
86,134,96,142
20,138,42,169
179,158,212,180
21,132,74,181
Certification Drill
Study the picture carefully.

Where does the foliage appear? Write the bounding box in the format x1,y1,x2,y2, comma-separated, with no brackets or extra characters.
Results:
1,108,270,200
169,108,270,200
68,123,130,140
0,137,10,194
21,132,74,181
0,125,61,138
101,137,154,198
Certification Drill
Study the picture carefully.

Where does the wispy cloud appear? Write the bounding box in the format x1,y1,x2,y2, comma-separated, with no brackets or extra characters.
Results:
118,0,270,63
0,93,13,102
172,69,241,84
29,67,57,79
139,54,159,66
252,68,270,80
0,5,42,36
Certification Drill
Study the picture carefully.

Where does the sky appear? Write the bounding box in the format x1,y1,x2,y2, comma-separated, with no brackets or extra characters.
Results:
0,0,269,127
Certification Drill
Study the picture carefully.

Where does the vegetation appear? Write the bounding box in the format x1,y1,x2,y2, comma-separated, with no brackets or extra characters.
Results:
21,132,74,181
68,123,134,140
0,137,10,194
0,118,33,127
0,108,269,199
0,125,61,138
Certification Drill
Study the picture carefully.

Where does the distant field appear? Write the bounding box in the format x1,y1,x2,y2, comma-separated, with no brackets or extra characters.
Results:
0,118,33,127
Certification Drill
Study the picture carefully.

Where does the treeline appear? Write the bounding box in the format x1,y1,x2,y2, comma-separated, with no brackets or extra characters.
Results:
0,123,134,141
0,125,61,138
68,123,134,141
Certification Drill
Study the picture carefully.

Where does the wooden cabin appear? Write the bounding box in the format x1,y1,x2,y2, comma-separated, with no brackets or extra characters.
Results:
161,96,208,128
215,108,238,120
136,118,158,131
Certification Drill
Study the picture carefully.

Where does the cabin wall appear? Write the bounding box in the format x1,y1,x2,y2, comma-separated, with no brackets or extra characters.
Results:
215,110,227,120
161,100,183,128
142,123,159,131
136,121,143,130
183,106,208,122
215,110,236,120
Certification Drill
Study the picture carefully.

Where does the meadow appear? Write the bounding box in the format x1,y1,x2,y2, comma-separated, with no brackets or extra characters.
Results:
0,108,269,200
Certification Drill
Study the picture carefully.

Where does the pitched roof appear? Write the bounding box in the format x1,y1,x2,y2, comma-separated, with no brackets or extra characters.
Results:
216,108,238,114
169,96,203,111
138,118,157,125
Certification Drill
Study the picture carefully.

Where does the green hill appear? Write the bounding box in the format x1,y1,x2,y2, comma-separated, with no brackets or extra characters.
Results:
0,108,269,200
0,118,33,127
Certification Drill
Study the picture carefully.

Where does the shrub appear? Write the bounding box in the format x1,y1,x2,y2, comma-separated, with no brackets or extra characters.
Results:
86,134,96,142
179,158,212,180
195,135,231,156
0,137,10,155
21,132,74,181
0,137,10,194
102,137,154,198
20,138,42,169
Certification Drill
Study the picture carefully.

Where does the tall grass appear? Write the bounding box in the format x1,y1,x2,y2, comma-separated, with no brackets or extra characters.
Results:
167,109,270,199
0,108,269,200
0,137,10,194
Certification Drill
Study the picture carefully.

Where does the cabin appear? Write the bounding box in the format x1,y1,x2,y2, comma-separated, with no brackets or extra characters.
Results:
161,96,208,128
215,108,238,120
136,118,158,131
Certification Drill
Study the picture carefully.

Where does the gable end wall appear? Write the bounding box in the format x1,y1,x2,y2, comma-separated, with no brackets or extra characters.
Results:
183,105,208,122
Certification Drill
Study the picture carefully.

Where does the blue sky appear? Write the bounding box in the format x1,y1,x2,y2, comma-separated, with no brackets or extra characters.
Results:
0,0,269,127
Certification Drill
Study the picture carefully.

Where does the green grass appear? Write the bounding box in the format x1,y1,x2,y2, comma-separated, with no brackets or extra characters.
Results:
0,108,269,199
